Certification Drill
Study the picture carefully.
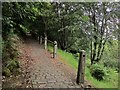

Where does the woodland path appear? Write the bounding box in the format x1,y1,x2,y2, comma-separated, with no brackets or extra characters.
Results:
19,36,83,88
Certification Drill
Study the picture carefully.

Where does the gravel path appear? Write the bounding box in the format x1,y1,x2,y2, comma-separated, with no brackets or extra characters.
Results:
20,37,82,88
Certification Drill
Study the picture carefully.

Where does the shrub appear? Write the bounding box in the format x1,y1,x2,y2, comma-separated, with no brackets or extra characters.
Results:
7,59,19,71
2,67,11,77
102,40,118,69
103,60,118,69
90,64,105,81
2,59,20,77
2,33,20,77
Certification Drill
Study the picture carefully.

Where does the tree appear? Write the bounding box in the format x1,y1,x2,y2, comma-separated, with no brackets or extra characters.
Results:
82,2,119,65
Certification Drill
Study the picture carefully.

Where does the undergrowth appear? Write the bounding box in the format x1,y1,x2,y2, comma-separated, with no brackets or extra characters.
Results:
2,33,21,77
47,44,118,88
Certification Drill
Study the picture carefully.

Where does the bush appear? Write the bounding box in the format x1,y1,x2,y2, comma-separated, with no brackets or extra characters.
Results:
2,59,20,77
102,40,118,69
7,59,20,71
2,33,20,77
2,67,11,77
103,59,118,69
90,64,105,81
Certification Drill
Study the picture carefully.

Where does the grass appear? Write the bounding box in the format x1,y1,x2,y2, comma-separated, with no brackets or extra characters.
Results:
85,66,118,88
57,49,78,69
47,44,78,69
47,44,118,88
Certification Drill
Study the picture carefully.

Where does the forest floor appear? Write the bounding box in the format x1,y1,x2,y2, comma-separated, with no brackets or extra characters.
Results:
2,36,94,89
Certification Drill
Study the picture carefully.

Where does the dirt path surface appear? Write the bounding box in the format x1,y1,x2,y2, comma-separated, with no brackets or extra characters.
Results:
19,37,82,88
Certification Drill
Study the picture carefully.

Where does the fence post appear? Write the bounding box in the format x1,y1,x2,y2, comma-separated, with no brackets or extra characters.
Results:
53,41,57,58
44,36,47,49
38,36,40,44
37,36,39,41
76,50,86,85
40,36,42,45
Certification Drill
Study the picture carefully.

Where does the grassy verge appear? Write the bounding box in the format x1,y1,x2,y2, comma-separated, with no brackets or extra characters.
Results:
85,65,118,88
47,44,118,88
47,44,78,69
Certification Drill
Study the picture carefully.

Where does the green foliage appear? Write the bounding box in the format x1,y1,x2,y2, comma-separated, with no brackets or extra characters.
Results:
2,59,19,77
3,67,11,77
19,24,29,33
3,34,19,60
102,40,118,69
2,33,20,77
90,64,105,81
81,15,90,22
6,59,19,72
3,2,119,63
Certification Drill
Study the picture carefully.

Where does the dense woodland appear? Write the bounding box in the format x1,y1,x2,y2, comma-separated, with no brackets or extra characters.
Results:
2,2,119,88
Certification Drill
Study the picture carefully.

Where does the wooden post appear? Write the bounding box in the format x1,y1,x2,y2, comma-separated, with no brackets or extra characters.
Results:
38,36,40,44
53,41,57,58
76,50,86,85
40,36,42,45
44,36,47,49
37,35,39,41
